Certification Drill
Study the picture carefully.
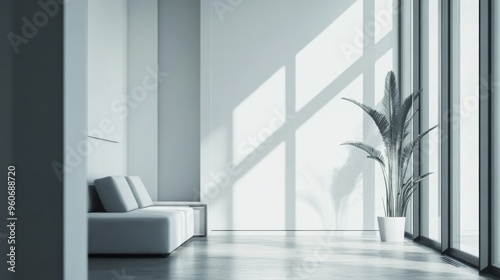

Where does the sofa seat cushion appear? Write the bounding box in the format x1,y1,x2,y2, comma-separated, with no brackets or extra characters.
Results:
125,176,153,208
88,210,185,254
94,176,138,212
136,206,194,240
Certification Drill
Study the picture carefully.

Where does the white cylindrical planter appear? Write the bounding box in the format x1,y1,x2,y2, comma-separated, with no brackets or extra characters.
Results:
377,217,405,242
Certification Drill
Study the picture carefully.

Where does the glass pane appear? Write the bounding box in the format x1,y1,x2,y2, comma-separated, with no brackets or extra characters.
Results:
421,0,441,242
403,0,414,235
451,0,479,257
493,0,500,268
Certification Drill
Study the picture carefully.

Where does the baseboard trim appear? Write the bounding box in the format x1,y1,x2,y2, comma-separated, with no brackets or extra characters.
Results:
212,230,379,231
89,254,168,258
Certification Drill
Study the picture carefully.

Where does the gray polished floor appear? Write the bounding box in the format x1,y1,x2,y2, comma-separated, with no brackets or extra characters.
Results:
89,235,493,279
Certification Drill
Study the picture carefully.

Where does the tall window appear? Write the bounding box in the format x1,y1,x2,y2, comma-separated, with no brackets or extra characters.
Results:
450,0,479,257
405,0,499,275
421,0,441,243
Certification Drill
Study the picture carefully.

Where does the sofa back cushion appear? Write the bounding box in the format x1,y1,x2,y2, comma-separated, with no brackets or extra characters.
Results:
88,184,105,212
125,176,153,208
94,176,138,212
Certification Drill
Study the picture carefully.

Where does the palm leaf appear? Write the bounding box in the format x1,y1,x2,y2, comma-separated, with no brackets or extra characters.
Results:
345,142,390,209
381,72,400,155
401,125,438,170
381,71,400,117
400,172,433,216
342,98,390,146
342,141,384,163
402,172,433,195
367,156,385,167
396,90,422,145
413,172,433,184
404,108,419,138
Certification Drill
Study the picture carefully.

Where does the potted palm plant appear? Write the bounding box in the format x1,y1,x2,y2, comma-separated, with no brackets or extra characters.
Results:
342,71,437,242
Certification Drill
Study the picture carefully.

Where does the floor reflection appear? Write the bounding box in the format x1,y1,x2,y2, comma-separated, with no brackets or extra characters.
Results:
89,236,489,279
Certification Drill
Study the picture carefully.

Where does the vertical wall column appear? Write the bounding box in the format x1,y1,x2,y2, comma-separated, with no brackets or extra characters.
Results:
158,0,201,201
64,0,89,278
127,0,159,200
0,0,88,278
0,2,14,279
87,0,128,183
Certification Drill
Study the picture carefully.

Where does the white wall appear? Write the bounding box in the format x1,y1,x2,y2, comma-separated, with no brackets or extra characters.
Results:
158,0,201,201
87,0,128,183
127,0,159,200
201,0,399,233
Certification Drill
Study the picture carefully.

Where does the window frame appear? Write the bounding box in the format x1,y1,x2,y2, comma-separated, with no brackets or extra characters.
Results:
401,0,500,276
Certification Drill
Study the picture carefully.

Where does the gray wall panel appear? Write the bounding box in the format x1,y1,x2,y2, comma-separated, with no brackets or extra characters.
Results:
127,0,159,200
158,0,201,201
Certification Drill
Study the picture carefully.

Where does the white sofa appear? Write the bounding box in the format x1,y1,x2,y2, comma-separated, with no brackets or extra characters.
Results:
88,176,194,255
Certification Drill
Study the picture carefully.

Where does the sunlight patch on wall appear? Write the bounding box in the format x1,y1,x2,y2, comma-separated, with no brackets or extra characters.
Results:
374,0,395,44
203,125,234,230
232,143,286,230
295,75,364,230
295,0,363,112
232,67,286,165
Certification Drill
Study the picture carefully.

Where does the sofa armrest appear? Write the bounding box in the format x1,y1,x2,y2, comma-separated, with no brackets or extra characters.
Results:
153,201,206,207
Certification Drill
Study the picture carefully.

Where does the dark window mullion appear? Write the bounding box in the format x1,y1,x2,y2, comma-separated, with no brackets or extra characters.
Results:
478,0,493,273
440,0,451,253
